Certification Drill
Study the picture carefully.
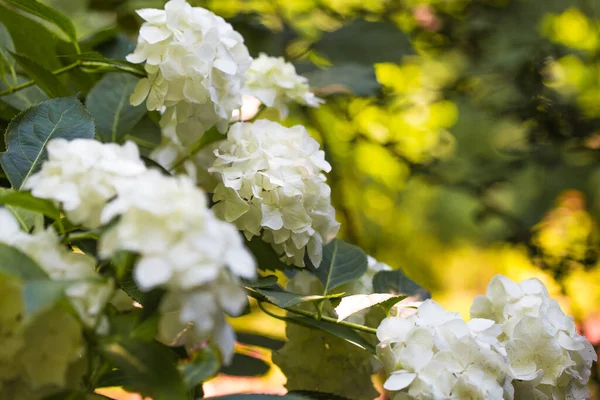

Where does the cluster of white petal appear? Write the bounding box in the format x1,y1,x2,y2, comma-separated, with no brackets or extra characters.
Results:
244,53,323,118
209,120,340,267
99,168,256,361
470,275,597,400
0,208,112,331
377,300,513,400
127,0,252,142
25,139,147,228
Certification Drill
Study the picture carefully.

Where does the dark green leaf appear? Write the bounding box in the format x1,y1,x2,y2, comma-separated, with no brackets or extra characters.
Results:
0,242,48,280
246,236,289,271
236,333,284,350
310,239,368,294
23,280,66,317
220,353,270,377
372,270,431,301
0,75,48,111
95,34,135,61
94,368,131,389
86,73,147,143
0,189,60,219
303,64,381,97
0,21,15,66
289,391,353,400
242,275,278,288
284,315,375,353
124,115,161,150
4,0,78,43
181,346,220,389
0,96,95,189
253,288,343,308
209,395,311,400
0,4,60,70
313,20,413,65
10,52,71,98
99,340,188,400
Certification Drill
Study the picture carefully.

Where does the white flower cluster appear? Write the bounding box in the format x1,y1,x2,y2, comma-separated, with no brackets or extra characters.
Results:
98,166,256,362
0,208,113,331
471,275,597,400
244,53,323,118
25,139,147,228
377,300,513,400
210,120,340,267
127,0,252,143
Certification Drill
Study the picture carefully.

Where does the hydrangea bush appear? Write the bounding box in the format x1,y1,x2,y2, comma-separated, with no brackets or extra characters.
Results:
0,1,595,399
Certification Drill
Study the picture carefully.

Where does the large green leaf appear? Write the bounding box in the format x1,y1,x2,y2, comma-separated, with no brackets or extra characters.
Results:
180,346,220,389
310,239,368,294
99,340,188,400
22,280,67,317
0,4,60,70
86,73,147,143
210,395,311,400
220,353,270,377
313,20,413,66
0,188,61,220
0,22,15,71
372,270,431,301
4,0,77,43
123,115,161,151
303,64,382,97
253,288,343,308
10,53,71,98
0,75,49,111
0,96,95,189
0,242,47,280
246,236,289,271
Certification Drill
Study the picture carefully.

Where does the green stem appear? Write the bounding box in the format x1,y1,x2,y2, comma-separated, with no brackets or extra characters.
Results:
251,292,377,335
78,60,146,77
0,62,79,97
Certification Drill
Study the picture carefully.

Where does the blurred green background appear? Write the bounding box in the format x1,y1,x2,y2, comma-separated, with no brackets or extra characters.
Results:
32,0,600,397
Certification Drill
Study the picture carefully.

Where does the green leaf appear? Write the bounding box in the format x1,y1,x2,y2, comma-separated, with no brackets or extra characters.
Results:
334,294,406,322
246,236,289,271
23,280,66,317
209,395,311,400
242,274,278,288
372,270,431,301
253,288,343,308
0,4,60,70
0,74,49,111
272,324,377,399
303,64,381,97
181,346,220,389
4,0,77,43
10,52,71,98
62,51,145,75
0,242,48,280
0,188,44,231
0,96,95,189
0,189,60,219
124,115,161,150
99,340,188,400
86,73,147,143
0,21,15,67
220,353,270,377
310,239,368,294
313,20,413,66
236,333,284,351
289,391,353,400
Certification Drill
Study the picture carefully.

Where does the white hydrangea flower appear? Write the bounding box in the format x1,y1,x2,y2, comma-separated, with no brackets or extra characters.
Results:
244,53,323,118
377,300,513,400
99,169,256,361
25,139,147,228
0,208,112,331
210,120,340,268
127,0,252,140
157,270,248,363
470,275,597,399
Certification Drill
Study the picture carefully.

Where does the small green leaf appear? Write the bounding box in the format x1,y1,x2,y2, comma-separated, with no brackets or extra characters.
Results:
4,0,78,43
372,270,431,301
0,4,61,71
253,288,343,308
313,20,413,66
0,242,48,280
310,239,368,294
10,53,71,98
181,346,220,389
99,340,188,400
0,189,60,219
86,73,147,143
220,353,270,377
23,280,66,317
242,275,278,288
334,294,406,322
303,64,381,97
236,333,284,350
0,96,95,189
